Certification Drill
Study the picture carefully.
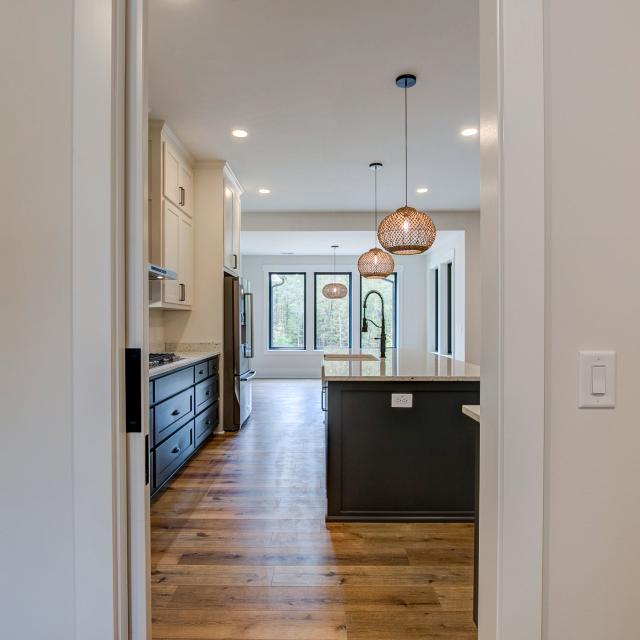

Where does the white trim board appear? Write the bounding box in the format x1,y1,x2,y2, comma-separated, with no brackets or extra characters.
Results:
479,0,545,638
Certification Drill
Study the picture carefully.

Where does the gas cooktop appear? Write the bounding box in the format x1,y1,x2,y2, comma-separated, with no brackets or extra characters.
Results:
149,353,183,369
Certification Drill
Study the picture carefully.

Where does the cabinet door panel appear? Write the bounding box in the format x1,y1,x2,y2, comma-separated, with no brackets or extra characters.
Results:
163,203,181,303
179,214,194,306
232,190,241,270
223,183,235,271
163,142,180,207
180,164,194,216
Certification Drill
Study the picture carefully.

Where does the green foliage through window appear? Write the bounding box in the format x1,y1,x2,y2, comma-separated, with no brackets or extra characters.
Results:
314,273,351,349
269,272,306,349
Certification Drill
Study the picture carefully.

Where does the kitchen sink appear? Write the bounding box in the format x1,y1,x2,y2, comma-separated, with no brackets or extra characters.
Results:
323,353,379,361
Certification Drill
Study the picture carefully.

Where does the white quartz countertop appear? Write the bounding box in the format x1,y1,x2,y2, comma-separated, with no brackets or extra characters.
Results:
462,405,481,422
321,348,480,382
149,351,220,380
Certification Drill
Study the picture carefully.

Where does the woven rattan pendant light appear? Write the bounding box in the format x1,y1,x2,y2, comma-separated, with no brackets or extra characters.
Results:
322,245,348,299
377,74,436,255
358,162,395,279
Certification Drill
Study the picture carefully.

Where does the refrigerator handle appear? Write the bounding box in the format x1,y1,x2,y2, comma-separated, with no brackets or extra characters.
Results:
243,292,254,358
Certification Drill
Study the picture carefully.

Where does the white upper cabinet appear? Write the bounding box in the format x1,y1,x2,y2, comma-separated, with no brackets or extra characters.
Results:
180,163,194,217
149,120,195,309
162,202,181,304
163,142,181,208
178,214,194,305
223,165,243,274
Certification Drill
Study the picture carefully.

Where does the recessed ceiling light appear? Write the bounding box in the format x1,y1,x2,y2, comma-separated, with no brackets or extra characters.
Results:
232,129,248,138
416,187,429,194
461,127,479,137
258,188,271,194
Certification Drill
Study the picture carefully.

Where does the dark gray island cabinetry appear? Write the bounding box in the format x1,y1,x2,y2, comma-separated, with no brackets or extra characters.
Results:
323,350,480,522
149,354,220,497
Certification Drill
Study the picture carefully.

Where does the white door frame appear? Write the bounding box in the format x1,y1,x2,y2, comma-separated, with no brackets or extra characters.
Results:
125,0,152,638
109,0,548,638
479,0,545,638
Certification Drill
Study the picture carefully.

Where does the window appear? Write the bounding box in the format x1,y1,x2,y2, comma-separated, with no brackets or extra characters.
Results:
446,262,453,356
314,273,352,350
268,272,306,349
360,273,398,349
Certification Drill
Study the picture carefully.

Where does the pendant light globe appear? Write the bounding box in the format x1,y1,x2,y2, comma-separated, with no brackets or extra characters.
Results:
323,245,348,299
378,74,436,255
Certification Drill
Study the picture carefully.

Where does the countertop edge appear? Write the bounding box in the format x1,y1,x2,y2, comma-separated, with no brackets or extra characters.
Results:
149,351,220,379
323,375,480,382
462,404,481,422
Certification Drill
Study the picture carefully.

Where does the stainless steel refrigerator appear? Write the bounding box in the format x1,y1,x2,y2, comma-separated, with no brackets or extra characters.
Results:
223,275,255,431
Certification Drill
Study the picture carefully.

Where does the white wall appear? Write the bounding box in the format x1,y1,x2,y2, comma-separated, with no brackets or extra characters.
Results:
1,2,119,638
543,0,640,637
1,3,76,636
242,254,427,377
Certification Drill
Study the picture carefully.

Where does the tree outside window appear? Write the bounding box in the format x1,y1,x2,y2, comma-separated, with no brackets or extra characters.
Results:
269,272,306,349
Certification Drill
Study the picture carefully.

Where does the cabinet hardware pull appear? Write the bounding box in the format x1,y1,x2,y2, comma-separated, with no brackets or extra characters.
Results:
179,186,185,207
205,390,210,396
171,446,181,454
205,420,211,425
171,409,180,416
179,283,186,302
233,253,238,269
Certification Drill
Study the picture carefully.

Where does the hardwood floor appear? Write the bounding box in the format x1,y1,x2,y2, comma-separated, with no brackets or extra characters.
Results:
151,379,476,640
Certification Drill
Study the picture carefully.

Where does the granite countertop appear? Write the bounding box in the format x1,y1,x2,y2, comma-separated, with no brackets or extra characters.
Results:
321,348,480,382
149,351,220,380
462,405,481,422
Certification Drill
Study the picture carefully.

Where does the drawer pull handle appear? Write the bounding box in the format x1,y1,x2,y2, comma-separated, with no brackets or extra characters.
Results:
198,369,204,375
171,409,180,416
205,420,211,426
171,446,181,455
205,390,210,396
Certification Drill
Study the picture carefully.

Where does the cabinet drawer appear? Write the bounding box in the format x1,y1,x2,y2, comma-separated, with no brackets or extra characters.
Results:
208,357,219,378
195,376,218,410
154,420,194,489
195,401,219,447
154,366,194,404
194,360,209,383
155,387,194,444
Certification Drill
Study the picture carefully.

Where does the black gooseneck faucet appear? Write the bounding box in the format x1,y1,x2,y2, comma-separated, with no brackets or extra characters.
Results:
361,290,387,359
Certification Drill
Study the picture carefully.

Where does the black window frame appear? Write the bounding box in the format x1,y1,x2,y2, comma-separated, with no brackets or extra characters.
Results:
359,272,398,349
313,272,353,351
268,271,307,350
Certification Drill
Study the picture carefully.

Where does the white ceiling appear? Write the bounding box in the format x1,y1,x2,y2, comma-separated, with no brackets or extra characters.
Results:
148,0,479,213
241,229,457,256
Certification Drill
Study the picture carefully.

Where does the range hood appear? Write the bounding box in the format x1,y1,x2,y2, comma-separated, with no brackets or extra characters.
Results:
148,264,177,280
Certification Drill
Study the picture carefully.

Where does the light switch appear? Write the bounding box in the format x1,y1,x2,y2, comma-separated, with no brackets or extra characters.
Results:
578,351,616,408
591,365,606,395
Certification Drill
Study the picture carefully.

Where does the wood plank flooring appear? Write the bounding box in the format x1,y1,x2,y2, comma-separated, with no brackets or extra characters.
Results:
151,379,476,640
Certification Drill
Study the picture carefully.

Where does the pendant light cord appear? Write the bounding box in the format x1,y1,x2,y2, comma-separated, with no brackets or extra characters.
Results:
374,165,378,247
404,84,408,207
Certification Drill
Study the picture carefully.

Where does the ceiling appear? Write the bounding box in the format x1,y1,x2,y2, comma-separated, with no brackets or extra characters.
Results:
241,229,457,256
148,0,479,213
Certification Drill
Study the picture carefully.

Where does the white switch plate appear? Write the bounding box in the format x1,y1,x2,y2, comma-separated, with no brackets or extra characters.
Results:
578,350,616,408
391,393,413,408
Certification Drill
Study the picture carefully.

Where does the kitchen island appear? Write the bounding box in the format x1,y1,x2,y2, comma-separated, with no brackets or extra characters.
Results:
323,349,480,522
